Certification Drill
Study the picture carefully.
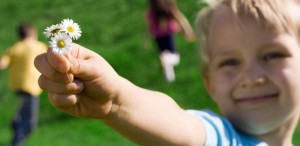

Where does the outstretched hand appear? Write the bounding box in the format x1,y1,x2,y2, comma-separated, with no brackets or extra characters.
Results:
35,43,206,146
34,43,121,119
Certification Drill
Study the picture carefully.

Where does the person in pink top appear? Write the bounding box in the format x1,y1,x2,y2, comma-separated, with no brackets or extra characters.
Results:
146,0,195,82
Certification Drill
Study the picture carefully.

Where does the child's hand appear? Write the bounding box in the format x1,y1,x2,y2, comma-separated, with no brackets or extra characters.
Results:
35,43,206,145
34,43,121,119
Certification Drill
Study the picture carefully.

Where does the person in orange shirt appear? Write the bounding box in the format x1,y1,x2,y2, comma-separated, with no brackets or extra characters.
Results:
0,22,47,146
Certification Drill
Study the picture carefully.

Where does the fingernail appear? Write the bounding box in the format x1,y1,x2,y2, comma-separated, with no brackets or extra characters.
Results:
74,79,84,91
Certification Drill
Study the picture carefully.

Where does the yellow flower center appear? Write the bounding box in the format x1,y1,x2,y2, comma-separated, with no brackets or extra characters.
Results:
57,40,65,48
67,26,75,32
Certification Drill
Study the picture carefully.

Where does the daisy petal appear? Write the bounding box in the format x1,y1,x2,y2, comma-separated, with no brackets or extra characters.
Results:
44,24,61,38
60,18,82,40
49,33,73,55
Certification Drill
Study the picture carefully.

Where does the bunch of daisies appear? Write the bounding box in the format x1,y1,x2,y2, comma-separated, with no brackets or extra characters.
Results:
44,19,82,55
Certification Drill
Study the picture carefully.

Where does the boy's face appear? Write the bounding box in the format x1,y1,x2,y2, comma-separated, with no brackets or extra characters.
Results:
205,5,300,135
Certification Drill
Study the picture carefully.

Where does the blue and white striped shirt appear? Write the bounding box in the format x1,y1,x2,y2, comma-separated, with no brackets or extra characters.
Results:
187,109,268,146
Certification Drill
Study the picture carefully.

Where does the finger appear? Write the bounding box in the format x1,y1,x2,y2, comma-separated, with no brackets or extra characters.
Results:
48,92,79,109
47,47,71,73
47,43,95,73
69,57,104,80
38,75,83,94
69,43,97,60
67,44,117,80
35,53,74,83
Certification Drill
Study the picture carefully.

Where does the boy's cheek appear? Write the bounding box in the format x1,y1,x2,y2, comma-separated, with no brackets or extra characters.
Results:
207,79,232,102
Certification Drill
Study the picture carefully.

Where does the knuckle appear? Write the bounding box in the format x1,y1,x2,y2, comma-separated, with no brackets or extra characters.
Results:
34,55,43,72
65,83,81,93
38,75,48,90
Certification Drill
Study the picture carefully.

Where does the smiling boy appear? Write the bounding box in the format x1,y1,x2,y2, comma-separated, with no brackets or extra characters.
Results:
195,0,300,145
35,0,300,145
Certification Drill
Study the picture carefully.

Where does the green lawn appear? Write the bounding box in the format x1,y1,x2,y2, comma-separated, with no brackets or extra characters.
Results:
0,0,299,146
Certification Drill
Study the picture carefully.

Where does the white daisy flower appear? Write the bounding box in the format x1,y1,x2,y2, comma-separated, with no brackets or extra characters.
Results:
43,24,61,38
49,33,72,55
60,18,82,40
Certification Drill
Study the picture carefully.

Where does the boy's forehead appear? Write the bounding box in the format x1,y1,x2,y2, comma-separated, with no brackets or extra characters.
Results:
209,5,236,34
206,4,289,54
208,4,243,47
208,4,259,36
208,1,300,38
210,4,235,27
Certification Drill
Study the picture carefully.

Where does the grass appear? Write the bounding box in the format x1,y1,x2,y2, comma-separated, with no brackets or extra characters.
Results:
0,0,299,146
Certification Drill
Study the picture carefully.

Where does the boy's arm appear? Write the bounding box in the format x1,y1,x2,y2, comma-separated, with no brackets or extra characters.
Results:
103,79,205,145
34,44,205,146
172,9,196,41
0,55,10,69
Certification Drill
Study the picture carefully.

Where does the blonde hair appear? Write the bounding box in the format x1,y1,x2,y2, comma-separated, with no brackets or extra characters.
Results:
196,0,300,74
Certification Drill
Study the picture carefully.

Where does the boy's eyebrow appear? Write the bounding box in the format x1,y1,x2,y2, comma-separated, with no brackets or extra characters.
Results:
258,39,289,51
210,47,237,57
209,48,239,63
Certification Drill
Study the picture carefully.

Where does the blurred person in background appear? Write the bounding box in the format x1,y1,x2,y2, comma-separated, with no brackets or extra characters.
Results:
146,0,195,82
0,22,47,146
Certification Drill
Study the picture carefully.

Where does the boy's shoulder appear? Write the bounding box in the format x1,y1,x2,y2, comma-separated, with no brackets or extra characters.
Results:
186,109,268,146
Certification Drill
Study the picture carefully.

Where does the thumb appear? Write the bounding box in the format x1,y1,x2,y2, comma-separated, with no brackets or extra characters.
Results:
47,48,71,73
67,44,107,80
68,56,101,80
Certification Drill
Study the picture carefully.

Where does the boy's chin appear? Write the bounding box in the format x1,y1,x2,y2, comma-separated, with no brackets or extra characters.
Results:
234,119,282,136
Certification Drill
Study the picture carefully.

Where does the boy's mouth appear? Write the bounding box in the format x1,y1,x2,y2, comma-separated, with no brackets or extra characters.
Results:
235,93,278,105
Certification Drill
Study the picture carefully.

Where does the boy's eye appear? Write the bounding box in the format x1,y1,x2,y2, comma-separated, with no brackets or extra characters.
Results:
218,59,240,68
262,52,286,61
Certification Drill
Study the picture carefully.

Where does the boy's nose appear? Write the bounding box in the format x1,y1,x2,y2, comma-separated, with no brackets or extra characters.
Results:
238,63,266,88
